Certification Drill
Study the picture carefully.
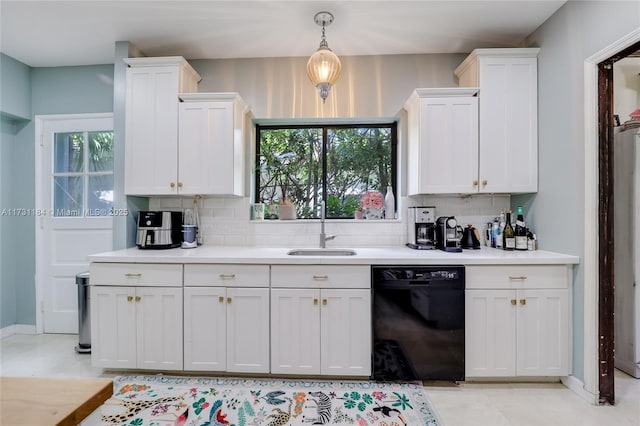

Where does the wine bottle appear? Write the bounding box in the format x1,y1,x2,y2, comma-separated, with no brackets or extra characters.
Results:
502,210,515,250
515,206,528,251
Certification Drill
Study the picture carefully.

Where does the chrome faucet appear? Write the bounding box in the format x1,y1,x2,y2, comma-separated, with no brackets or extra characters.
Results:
319,201,336,248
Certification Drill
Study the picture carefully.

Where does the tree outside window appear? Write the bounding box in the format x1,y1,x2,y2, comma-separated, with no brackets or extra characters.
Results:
256,123,396,219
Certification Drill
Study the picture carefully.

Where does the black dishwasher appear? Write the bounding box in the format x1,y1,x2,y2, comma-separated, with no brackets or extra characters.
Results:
372,266,465,382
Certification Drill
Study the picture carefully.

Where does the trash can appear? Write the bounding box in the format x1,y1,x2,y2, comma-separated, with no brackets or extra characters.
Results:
75,271,91,354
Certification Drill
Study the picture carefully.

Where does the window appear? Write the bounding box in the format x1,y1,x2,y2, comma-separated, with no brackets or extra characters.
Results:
256,123,396,219
53,130,114,217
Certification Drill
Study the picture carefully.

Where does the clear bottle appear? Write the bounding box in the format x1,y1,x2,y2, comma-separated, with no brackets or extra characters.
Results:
515,206,528,251
384,186,395,219
491,218,499,248
502,210,515,250
496,211,505,249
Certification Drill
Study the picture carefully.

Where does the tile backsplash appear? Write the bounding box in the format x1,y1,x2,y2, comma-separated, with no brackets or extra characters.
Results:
149,194,510,248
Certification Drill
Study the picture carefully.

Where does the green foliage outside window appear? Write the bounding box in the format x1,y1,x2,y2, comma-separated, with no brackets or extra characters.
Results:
256,124,396,219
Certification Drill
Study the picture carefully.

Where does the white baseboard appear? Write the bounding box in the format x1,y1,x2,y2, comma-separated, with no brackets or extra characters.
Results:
615,359,640,379
562,375,599,405
0,324,37,339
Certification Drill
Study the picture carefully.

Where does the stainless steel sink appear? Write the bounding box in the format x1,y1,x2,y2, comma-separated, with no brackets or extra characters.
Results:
287,248,357,256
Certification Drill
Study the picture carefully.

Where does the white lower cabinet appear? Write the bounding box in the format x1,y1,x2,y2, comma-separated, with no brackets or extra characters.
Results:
91,285,183,370
183,264,270,373
465,265,570,377
270,265,371,376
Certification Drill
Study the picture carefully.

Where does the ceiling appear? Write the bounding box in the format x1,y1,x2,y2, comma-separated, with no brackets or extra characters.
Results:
0,1,567,68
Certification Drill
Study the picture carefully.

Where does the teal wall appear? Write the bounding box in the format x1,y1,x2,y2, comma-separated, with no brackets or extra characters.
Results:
0,58,114,328
1,53,31,120
513,0,640,382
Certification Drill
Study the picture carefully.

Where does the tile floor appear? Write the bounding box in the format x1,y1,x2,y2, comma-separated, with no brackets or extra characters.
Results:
1,333,639,425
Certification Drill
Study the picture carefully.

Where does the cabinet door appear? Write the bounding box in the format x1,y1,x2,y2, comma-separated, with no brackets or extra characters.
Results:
478,57,537,193
271,289,321,375
516,289,569,376
136,287,183,370
90,286,136,368
179,101,233,195
320,289,371,376
226,287,270,373
418,96,479,194
465,289,516,377
184,287,227,371
124,66,180,195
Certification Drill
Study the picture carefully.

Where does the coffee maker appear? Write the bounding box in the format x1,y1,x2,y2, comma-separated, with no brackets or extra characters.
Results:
407,206,436,249
436,216,463,252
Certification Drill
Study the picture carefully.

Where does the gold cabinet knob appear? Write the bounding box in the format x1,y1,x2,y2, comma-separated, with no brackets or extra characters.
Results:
520,299,526,306
511,299,517,305
127,296,133,302
473,180,478,186
170,182,176,188
227,297,232,304
135,296,141,302
322,299,328,306
313,298,319,305
482,180,488,186
218,296,224,303
178,182,183,188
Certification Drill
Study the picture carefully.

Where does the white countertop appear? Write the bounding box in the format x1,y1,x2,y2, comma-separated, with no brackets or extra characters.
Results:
88,246,579,265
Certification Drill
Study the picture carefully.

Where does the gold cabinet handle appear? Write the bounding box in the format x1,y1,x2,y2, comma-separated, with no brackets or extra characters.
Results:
511,299,517,306
227,297,232,304
127,296,133,302
473,180,478,186
135,296,141,302
322,299,327,305
170,182,176,188
313,275,329,281
520,299,526,306
219,274,236,279
178,182,183,188
509,276,528,281
125,273,142,278
218,296,224,303
482,179,488,186
313,298,318,305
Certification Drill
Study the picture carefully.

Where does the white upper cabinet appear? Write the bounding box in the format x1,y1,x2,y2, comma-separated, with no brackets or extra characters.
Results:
124,56,201,195
405,88,479,195
455,48,539,194
178,93,249,196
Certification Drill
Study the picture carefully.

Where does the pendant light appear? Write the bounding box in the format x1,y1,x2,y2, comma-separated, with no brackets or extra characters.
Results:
307,11,342,103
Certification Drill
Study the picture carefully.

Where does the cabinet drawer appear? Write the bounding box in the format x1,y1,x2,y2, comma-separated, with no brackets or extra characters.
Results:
466,265,568,289
184,264,270,287
271,265,370,289
90,263,183,287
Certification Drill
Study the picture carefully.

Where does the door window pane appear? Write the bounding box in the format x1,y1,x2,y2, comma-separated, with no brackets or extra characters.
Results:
88,175,114,213
54,176,83,216
54,132,84,173
88,131,114,172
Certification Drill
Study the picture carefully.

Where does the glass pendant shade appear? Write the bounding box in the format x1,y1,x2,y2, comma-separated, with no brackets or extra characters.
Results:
307,47,341,102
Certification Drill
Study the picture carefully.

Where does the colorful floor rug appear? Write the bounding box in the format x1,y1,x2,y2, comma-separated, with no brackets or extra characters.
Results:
99,375,442,426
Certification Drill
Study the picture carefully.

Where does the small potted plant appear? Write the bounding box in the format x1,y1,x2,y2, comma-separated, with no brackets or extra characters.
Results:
278,184,297,220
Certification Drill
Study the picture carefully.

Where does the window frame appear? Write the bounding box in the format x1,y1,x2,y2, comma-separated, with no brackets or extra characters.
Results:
255,121,398,219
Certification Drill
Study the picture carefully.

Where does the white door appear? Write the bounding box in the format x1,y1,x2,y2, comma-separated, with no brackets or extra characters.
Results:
90,286,136,369
136,287,183,370
226,287,270,373
320,289,372,376
271,288,321,374
516,289,569,376
465,289,517,377
184,287,227,371
36,114,114,333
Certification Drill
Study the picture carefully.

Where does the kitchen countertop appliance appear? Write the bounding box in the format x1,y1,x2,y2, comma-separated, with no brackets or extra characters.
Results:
407,206,436,250
436,216,463,252
136,211,182,249
372,265,465,382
